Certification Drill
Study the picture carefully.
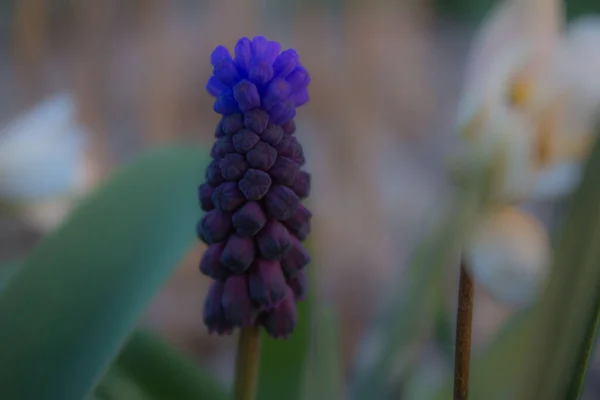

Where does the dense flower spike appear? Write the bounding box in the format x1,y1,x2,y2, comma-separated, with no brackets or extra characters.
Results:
198,36,312,339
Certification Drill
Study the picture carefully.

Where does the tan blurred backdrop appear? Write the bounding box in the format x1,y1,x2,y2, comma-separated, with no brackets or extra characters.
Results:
1,0,543,391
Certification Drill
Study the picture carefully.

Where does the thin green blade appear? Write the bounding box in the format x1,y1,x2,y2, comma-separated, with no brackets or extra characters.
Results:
114,330,229,400
0,146,209,400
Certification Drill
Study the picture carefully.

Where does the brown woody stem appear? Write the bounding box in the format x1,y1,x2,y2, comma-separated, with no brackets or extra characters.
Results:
453,257,474,400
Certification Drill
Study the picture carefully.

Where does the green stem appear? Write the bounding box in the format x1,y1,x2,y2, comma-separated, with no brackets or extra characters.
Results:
565,287,600,399
233,326,261,400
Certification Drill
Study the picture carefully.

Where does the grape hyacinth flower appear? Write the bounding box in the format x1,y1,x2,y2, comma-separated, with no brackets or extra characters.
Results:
198,36,311,340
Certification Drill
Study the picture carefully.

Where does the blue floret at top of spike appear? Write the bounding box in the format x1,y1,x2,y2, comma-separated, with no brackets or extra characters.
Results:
199,36,312,340
207,36,310,126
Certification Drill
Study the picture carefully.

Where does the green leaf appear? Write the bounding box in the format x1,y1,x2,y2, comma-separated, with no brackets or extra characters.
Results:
433,290,456,363
255,291,311,400
402,354,447,400
432,311,533,400
432,0,497,24
350,170,491,400
0,146,209,400
302,307,344,400
566,0,600,21
0,260,20,293
516,135,600,399
93,367,151,400
432,0,600,29
256,239,314,400
114,330,229,400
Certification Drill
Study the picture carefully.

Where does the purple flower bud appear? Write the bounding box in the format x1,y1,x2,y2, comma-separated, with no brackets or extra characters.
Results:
215,120,225,138
266,41,281,64
249,58,274,86
276,135,305,165
265,185,300,220
214,91,240,115
293,222,310,242
233,80,261,112
206,77,229,97
248,259,287,309
234,37,252,72
210,137,235,159
251,36,269,58
196,220,208,244
219,153,249,181
205,160,225,187
283,204,312,241
198,183,214,211
268,100,296,125
259,124,284,147
222,275,259,327
246,142,277,171
269,157,300,186
288,269,308,301
282,120,296,134
210,46,231,65
200,243,230,281
291,171,311,199
274,49,299,78
281,237,310,277
244,109,270,133
232,129,260,153
204,281,233,334
222,113,244,135
232,201,267,236
293,223,310,242
211,182,245,211
238,169,272,200
246,37,280,64
214,58,241,87
292,89,309,107
221,235,255,273
200,209,232,244
262,78,291,111
287,66,310,93
262,287,297,339
257,220,293,260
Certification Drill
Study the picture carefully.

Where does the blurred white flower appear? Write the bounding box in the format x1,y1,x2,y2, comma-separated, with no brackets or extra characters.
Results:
530,16,600,200
465,207,550,305
453,0,600,201
453,0,600,304
0,93,91,231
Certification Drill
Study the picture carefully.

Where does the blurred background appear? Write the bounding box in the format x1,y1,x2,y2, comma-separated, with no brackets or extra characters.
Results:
2,0,600,398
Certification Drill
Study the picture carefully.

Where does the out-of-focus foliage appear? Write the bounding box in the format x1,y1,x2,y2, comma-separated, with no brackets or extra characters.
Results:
434,0,498,24
434,0,600,23
517,132,600,399
113,330,229,400
0,260,19,292
302,308,344,400
0,145,337,400
350,164,494,400
0,146,211,400
434,312,533,399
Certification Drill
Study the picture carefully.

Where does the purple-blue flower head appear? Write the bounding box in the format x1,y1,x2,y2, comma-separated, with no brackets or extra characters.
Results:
198,36,312,340
207,36,310,126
